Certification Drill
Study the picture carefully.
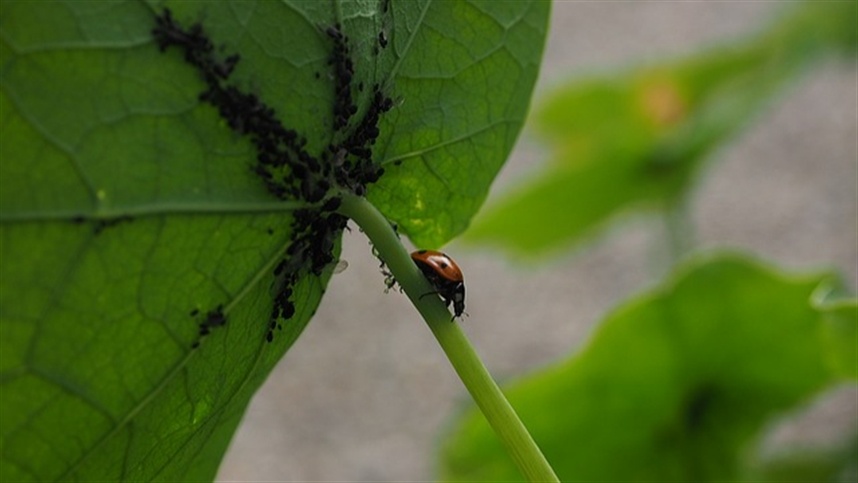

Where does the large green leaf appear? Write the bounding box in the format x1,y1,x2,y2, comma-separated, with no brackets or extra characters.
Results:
0,1,549,481
465,1,857,257
439,254,857,481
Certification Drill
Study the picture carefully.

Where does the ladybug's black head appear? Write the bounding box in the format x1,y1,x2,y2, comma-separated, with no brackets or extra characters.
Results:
451,282,465,319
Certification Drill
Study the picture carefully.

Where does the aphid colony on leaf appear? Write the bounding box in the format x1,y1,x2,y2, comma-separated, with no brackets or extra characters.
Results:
152,9,394,344
190,305,228,349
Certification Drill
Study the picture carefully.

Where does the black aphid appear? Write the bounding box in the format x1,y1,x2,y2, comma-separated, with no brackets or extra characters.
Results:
93,216,133,235
321,196,342,212
202,304,227,329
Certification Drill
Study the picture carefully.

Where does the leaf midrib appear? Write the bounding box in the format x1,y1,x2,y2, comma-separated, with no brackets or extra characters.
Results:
0,200,305,223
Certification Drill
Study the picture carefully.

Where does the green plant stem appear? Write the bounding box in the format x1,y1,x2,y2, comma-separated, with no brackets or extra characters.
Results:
338,193,559,483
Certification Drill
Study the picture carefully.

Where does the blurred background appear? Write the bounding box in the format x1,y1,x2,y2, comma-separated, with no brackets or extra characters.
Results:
217,2,856,481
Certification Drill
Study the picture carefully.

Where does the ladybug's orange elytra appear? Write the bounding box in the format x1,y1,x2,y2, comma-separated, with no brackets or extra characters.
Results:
410,250,465,319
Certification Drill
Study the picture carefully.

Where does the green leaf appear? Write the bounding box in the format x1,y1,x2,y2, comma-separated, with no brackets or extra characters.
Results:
0,1,549,481
368,0,550,247
0,215,333,482
465,1,857,257
439,254,857,481
814,290,858,380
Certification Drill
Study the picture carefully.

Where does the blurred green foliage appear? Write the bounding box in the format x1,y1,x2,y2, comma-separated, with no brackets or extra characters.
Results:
466,1,857,257
443,2,856,481
440,255,857,481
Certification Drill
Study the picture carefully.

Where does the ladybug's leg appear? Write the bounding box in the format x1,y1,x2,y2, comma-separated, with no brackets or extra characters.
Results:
418,292,453,312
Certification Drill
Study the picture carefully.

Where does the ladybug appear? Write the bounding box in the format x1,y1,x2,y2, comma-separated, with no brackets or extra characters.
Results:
410,249,465,319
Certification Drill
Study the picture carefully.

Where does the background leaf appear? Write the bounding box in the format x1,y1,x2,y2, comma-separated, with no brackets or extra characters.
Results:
439,254,858,481
465,1,857,256
0,1,549,481
816,298,858,380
